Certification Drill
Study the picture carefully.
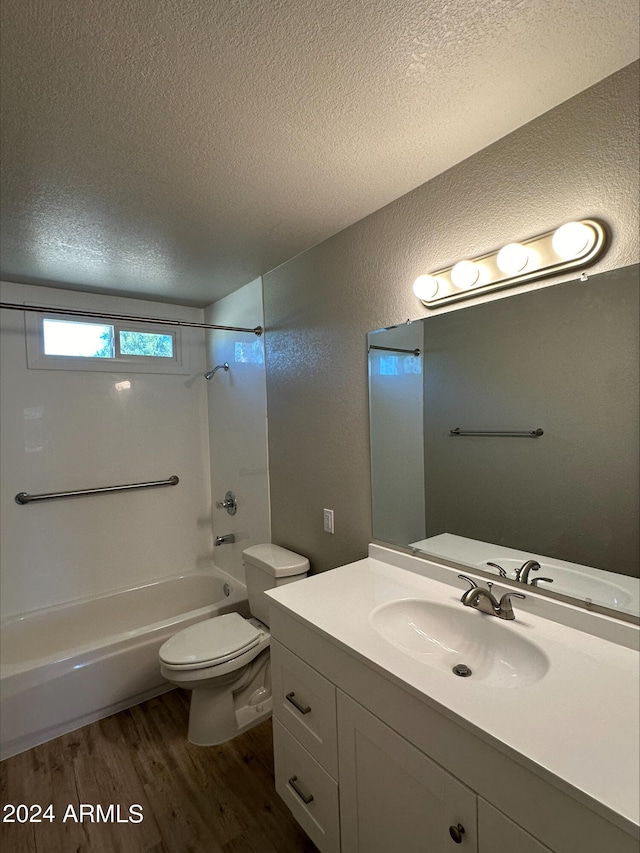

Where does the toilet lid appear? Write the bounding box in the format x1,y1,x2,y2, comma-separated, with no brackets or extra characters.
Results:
159,613,262,667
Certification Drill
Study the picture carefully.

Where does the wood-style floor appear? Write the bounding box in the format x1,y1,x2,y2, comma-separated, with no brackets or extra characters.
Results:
1,689,318,853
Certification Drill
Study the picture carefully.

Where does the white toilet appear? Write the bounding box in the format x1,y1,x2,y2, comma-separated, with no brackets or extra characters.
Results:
158,544,309,745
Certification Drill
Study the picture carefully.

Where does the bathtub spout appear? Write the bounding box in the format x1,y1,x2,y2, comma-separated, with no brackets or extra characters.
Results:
215,534,235,546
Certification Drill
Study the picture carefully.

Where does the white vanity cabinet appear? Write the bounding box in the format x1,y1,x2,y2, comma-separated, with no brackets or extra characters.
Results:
338,692,558,853
268,603,638,853
338,692,477,852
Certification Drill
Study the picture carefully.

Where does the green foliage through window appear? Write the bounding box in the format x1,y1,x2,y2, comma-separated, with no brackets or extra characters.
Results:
119,331,173,358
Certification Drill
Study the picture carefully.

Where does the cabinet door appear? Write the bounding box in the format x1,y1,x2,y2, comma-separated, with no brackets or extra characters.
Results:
478,799,553,853
338,692,477,853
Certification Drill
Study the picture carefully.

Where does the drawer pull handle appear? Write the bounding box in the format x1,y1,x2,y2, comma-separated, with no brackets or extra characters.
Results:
286,691,311,714
449,824,465,844
288,775,314,805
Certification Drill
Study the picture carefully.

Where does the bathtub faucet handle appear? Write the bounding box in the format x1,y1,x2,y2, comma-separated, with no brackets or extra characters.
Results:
215,491,237,516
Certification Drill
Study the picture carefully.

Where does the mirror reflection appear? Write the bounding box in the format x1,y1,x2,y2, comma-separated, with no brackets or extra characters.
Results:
368,264,639,617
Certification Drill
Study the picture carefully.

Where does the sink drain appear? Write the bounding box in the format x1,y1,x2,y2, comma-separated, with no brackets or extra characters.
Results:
453,663,472,677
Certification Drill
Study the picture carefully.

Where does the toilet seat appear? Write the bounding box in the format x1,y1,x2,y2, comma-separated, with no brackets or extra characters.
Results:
159,613,263,670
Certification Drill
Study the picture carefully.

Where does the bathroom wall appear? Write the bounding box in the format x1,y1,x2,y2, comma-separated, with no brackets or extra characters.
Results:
0,281,213,619
204,278,270,584
263,61,640,573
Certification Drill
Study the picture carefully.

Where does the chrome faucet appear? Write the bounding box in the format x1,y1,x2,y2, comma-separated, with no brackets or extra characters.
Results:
458,575,525,621
515,559,541,584
215,533,235,546
487,558,553,587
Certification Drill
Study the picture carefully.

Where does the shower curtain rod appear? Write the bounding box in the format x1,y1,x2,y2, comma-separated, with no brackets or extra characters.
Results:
0,301,263,336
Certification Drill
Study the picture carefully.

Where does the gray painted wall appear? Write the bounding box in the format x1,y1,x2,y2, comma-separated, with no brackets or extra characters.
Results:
263,61,640,573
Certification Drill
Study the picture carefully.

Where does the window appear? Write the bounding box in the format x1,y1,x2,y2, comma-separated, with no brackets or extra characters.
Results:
234,339,264,364
26,311,186,374
377,354,422,376
42,319,114,358
119,330,173,358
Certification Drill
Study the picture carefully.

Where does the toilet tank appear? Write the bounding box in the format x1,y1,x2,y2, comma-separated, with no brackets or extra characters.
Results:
242,544,309,626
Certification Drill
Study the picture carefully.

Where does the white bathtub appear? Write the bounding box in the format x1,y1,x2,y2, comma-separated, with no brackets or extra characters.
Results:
0,568,249,760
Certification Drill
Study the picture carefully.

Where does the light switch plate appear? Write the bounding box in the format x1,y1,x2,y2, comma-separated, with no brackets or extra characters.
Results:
323,508,334,534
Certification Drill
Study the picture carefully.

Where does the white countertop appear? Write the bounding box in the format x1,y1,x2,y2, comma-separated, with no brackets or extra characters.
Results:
267,545,640,834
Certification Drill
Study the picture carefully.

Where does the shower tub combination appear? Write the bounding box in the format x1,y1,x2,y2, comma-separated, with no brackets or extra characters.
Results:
0,568,249,760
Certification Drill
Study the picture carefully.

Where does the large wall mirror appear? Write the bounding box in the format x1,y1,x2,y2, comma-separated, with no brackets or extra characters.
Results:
368,264,639,619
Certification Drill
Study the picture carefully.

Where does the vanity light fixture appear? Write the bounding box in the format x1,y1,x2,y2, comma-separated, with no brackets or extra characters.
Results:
450,260,480,289
413,219,607,307
496,242,530,275
551,221,597,259
412,274,440,301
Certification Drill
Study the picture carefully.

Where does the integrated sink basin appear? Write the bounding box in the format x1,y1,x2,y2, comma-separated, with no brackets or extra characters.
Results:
370,599,549,688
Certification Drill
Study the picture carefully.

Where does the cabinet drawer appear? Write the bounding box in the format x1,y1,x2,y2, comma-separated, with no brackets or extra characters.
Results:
271,639,338,777
273,718,340,853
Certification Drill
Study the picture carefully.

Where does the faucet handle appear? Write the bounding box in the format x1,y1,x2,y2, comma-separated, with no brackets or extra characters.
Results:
457,574,478,602
497,590,526,620
501,591,526,601
215,490,237,516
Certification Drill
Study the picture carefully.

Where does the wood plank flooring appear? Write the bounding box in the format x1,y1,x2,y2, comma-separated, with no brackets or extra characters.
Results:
1,689,318,853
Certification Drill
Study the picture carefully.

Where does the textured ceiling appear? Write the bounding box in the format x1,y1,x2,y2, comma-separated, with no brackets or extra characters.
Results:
1,1,638,307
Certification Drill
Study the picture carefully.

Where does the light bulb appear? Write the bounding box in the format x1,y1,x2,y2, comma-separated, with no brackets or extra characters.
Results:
451,260,479,289
496,242,529,275
412,275,439,301
552,222,595,260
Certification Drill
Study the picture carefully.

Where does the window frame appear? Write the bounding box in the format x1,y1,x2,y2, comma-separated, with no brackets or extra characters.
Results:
25,309,189,374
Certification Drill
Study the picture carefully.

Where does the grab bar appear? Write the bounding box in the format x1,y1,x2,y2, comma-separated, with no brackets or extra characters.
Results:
15,475,179,505
449,428,544,437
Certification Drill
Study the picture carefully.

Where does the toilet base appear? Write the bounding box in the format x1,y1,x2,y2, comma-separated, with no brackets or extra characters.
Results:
188,689,272,745
186,649,273,746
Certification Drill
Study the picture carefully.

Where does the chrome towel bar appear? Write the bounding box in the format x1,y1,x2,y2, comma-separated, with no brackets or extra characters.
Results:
368,345,421,356
449,428,544,437
15,475,179,505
